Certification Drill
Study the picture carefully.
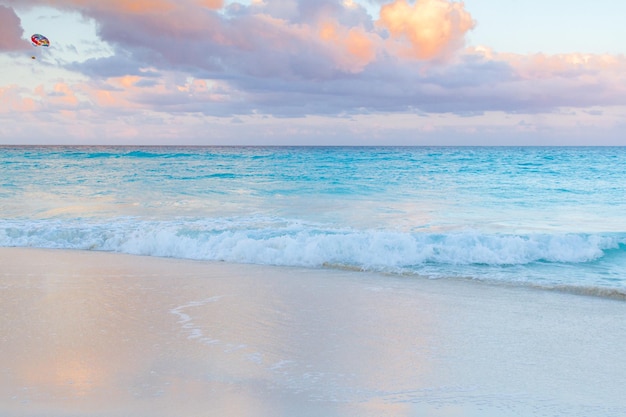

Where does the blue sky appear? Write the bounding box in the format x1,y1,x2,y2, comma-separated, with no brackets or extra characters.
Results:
463,0,626,55
1,0,625,145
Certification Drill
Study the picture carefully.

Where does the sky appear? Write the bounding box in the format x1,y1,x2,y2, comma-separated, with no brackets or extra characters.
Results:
1,0,626,146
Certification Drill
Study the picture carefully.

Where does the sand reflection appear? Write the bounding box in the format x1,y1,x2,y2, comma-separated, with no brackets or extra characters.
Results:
3,248,625,417
1,250,172,413
1,248,444,417
164,268,443,414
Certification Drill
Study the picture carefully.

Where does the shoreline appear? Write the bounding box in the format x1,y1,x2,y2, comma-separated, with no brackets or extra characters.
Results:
1,247,625,417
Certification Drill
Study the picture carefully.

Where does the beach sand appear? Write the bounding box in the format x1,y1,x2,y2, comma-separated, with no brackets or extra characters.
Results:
1,247,625,417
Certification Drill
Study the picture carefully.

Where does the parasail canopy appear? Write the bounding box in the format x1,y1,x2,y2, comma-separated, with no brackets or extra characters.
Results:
31,34,50,47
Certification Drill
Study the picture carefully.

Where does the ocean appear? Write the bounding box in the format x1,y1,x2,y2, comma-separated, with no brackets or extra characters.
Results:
2,146,625,298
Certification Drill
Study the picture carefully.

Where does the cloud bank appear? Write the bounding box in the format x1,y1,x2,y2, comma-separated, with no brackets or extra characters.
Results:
1,0,626,144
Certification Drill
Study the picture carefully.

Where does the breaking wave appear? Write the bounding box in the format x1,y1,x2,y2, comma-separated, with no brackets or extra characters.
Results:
1,217,624,269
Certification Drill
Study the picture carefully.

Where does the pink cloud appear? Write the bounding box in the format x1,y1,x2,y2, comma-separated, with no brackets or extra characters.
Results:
0,85,38,112
7,0,178,14
499,51,625,81
0,5,29,51
195,0,224,9
467,47,626,108
318,20,377,72
377,0,475,60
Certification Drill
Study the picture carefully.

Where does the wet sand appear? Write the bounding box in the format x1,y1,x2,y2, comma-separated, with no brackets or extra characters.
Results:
1,247,625,417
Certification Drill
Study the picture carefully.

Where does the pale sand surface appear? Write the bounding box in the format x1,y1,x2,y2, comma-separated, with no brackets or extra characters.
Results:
1,248,625,417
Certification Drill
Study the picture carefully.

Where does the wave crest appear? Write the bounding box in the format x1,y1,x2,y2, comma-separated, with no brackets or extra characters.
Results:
1,218,623,270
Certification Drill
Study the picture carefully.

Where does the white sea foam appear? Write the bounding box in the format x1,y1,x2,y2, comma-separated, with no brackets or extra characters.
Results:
2,218,625,292
170,296,224,343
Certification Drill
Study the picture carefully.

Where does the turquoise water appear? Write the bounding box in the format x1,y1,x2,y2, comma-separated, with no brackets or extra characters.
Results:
2,146,625,296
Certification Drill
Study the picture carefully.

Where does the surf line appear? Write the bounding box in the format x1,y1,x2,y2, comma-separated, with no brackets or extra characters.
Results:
170,296,226,344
